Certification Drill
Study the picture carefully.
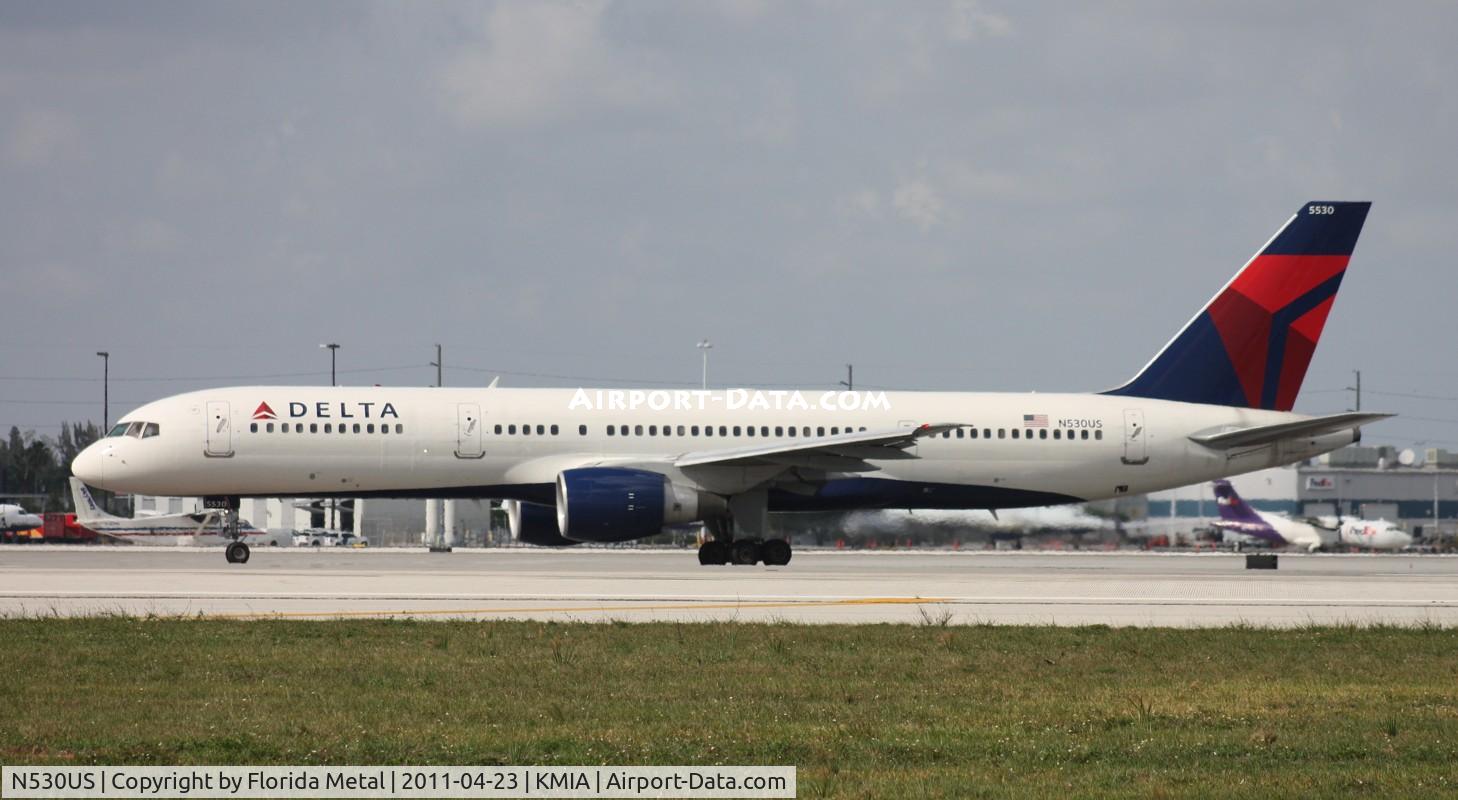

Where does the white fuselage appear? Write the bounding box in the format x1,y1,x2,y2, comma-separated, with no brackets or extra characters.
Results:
73,386,1358,510
1,504,43,532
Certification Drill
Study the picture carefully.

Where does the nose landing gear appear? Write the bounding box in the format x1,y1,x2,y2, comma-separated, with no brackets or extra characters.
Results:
225,541,250,564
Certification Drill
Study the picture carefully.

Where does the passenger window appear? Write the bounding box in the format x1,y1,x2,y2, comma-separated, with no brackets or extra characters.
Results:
649,425,657,436
381,425,389,435
266,423,275,433
1011,429,1019,439
250,423,258,433
761,426,770,437
142,422,160,438
578,424,586,435
970,428,978,439
635,425,644,436
494,424,503,435
395,424,403,434
606,426,615,436
509,425,517,434
831,427,840,435
1039,429,1047,440
1095,430,1103,440
1053,429,1060,439
734,426,743,436
338,425,346,435
677,425,686,436
310,423,318,433
324,423,332,433
787,427,796,438
746,426,756,437
1081,430,1089,440
551,425,559,435
998,429,1005,439
718,426,727,436
538,425,546,435
367,424,375,434
352,423,361,433
803,427,811,437
523,425,532,436
817,427,826,437
282,423,290,433
956,428,964,439
692,425,700,436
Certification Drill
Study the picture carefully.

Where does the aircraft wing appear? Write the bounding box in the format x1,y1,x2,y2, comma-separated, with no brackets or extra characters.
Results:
674,423,965,471
1188,412,1393,450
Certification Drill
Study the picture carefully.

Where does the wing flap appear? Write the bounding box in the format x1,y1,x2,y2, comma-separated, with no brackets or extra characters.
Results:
1189,412,1392,450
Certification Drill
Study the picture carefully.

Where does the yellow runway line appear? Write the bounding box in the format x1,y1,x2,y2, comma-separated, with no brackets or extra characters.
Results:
209,596,951,620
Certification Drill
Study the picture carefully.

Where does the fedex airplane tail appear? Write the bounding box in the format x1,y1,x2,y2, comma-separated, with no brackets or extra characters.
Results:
1212,480,1265,526
1107,201,1371,410
69,477,120,523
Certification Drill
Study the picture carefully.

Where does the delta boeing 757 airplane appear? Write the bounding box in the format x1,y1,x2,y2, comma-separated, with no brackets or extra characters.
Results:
73,201,1388,566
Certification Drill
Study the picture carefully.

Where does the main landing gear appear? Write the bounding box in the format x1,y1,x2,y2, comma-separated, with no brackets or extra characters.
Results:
696,537,793,566
696,492,791,566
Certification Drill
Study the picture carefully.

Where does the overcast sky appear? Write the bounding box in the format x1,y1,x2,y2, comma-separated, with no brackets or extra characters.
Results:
2,1,1455,450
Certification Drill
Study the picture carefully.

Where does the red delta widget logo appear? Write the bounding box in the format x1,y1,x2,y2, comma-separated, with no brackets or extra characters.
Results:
253,401,399,420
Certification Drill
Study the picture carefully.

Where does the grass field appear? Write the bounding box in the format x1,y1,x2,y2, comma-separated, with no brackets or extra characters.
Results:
2,618,1456,798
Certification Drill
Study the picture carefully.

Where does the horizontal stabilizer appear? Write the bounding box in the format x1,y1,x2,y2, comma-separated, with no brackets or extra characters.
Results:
1189,412,1392,450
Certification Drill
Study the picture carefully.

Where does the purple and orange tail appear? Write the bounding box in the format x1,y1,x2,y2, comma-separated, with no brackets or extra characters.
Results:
1106,201,1371,410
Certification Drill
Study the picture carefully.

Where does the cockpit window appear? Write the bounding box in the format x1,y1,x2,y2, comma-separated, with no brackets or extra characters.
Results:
142,422,160,438
107,423,130,437
125,422,144,438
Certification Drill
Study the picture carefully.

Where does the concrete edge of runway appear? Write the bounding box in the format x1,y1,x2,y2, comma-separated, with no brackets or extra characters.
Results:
2,543,1453,558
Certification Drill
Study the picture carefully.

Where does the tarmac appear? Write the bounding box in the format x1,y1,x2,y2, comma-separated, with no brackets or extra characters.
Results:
2,546,1456,626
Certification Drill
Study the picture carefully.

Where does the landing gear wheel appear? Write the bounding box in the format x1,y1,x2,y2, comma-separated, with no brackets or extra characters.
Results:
731,539,762,566
761,538,792,566
698,540,730,566
225,542,250,564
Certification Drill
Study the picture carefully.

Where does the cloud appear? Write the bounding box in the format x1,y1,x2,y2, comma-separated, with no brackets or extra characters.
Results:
4,108,82,168
437,0,674,127
892,177,944,232
947,1,1013,42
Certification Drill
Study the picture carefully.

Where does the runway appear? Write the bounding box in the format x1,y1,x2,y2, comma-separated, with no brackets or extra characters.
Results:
2,546,1456,626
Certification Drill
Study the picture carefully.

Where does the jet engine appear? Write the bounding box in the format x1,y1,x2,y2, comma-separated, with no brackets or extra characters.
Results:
555,467,723,543
504,499,578,547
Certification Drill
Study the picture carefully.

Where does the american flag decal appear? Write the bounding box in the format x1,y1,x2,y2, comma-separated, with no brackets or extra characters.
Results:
1023,414,1048,428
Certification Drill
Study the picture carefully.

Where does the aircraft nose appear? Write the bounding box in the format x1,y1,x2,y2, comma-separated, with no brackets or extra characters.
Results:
72,443,107,486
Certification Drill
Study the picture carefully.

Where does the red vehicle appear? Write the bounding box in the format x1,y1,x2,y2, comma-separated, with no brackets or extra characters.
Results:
41,513,98,544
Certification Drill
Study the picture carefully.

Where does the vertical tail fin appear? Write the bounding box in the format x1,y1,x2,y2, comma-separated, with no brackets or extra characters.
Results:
1212,480,1264,524
69,477,118,522
1105,201,1371,410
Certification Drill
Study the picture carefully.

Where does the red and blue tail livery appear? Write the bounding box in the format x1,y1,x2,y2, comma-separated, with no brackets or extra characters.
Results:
1106,201,1370,410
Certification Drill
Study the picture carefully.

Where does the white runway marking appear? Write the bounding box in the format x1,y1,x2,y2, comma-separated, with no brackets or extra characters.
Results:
2,547,1456,626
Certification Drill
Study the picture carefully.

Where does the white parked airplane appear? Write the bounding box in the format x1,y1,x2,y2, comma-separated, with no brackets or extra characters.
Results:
69,477,287,550
1,503,43,533
1211,479,1411,551
72,201,1389,566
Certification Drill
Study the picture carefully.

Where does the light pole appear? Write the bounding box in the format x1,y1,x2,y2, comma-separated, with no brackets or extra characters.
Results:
96,351,110,430
697,339,712,390
320,343,340,386
430,344,443,388
839,363,853,392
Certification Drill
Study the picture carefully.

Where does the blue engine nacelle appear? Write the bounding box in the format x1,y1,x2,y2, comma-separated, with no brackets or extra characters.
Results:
555,467,714,543
504,500,579,547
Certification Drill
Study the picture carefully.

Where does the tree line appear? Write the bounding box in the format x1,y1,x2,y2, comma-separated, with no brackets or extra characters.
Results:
0,422,103,513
